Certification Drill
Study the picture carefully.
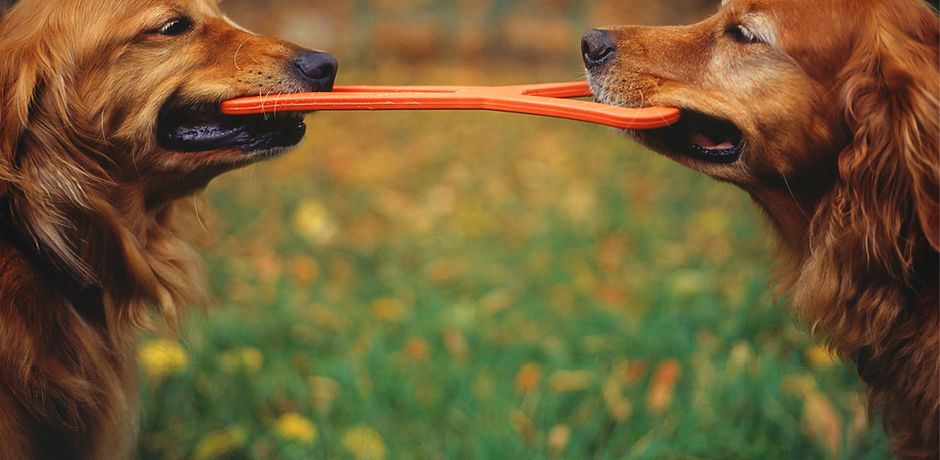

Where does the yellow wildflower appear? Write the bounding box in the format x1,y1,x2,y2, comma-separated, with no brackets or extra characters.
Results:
294,199,337,245
276,412,318,444
371,298,407,322
220,347,264,373
806,345,839,368
193,427,246,460
343,426,388,460
137,338,187,380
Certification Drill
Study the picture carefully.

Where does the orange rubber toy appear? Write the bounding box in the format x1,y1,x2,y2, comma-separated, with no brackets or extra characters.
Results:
220,81,679,130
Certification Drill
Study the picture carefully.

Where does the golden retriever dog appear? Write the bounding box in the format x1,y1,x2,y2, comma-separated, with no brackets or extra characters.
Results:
582,0,938,457
0,0,336,457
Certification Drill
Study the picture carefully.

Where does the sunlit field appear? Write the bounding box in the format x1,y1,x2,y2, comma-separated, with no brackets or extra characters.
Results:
134,2,890,458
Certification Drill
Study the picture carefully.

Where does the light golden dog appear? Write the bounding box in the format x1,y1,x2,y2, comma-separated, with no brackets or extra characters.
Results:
0,0,336,457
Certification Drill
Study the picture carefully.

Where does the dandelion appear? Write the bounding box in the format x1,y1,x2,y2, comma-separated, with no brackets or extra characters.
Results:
220,347,264,373
138,338,187,380
276,412,318,444
240,347,264,372
343,426,388,460
371,297,407,322
294,199,337,245
806,345,839,368
193,427,247,460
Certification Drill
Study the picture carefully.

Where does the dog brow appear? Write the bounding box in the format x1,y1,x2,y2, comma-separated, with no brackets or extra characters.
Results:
740,12,778,47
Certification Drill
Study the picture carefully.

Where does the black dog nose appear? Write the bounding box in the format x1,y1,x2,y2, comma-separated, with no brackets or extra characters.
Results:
582,29,617,68
294,51,338,91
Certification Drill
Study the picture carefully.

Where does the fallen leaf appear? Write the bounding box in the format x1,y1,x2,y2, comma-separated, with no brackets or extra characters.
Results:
647,359,681,414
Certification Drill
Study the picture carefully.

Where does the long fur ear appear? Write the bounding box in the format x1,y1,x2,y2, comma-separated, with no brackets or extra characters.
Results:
835,4,939,277
0,8,203,328
0,21,100,278
809,3,940,454
0,17,38,193
0,8,142,298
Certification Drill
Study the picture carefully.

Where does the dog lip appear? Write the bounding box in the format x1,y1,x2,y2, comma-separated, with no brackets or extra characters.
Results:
156,103,307,153
687,141,742,163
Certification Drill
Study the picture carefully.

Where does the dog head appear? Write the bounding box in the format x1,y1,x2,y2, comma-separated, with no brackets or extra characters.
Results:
583,0,936,180
0,0,337,313
0,0,337,204
582,0,939,251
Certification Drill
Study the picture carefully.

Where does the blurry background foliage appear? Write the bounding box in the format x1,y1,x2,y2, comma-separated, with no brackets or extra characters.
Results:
136,1,889,459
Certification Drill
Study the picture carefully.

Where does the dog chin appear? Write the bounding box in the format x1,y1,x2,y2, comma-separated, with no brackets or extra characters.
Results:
245,145,295,162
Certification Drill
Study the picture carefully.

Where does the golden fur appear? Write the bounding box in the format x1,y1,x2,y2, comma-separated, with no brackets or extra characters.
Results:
584,0,939,457
0,0,335,457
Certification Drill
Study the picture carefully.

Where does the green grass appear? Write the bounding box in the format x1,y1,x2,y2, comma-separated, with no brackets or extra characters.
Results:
135,67,889,460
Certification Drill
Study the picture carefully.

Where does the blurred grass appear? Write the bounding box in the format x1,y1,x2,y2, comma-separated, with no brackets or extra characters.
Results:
135,2,890,457
135,67,889,459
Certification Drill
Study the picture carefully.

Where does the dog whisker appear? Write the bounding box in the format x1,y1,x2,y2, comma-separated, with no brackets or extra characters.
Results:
233,37,250,71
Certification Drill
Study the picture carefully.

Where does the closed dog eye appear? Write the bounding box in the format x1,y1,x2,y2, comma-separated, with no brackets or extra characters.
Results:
150,17,193,36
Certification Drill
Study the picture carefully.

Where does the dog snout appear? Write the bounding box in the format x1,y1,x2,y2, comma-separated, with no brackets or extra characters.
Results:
582,29,617,68
293,51,338,92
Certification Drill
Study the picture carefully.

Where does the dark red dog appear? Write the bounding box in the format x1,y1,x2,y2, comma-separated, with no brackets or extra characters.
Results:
583,0,938,457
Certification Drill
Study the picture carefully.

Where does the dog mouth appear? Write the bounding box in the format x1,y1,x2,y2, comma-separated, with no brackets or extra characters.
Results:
641,110,743,164
157,103,307,153
680,112,743,163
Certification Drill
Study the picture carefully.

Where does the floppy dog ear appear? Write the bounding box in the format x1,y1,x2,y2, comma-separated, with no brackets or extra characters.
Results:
834,5,940,274
0,25,42,195
0,21,111,282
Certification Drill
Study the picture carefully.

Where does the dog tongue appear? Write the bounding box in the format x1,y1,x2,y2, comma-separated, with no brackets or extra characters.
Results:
690,132,734,151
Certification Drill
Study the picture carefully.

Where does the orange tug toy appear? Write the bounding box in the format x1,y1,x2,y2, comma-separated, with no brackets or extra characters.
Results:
220,81,680,130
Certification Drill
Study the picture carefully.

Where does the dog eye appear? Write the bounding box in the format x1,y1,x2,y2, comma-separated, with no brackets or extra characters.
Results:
725,24,762,44
153,17,193,36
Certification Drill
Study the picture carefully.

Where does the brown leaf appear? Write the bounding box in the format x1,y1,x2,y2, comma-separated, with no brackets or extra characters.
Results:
647,359,681,414
514,363,542,394
801,393,843,458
